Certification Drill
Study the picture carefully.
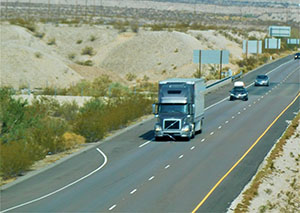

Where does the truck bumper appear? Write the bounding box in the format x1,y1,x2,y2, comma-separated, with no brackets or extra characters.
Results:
155,130,191,138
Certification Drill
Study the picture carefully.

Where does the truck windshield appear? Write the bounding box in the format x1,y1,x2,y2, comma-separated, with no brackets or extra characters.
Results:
158,104,188,114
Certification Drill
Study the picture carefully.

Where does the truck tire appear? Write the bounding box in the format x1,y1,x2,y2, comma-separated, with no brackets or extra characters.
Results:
198,119,203,134
191,125,195,139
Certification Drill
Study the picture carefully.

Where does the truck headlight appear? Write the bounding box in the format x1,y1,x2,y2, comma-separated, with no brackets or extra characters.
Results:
155,124,162,132
182,125,190,132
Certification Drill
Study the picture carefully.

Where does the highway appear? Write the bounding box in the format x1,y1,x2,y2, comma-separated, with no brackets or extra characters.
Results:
1,55,299,212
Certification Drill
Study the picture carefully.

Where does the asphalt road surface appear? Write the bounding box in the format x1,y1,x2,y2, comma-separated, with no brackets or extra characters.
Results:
1,55,299,213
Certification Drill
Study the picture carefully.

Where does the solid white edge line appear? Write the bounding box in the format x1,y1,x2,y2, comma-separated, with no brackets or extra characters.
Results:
109,204,117,211
1,148,108,213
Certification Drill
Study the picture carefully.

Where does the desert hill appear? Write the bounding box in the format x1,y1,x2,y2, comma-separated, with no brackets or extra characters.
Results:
0,24,83,89
0,22,262,89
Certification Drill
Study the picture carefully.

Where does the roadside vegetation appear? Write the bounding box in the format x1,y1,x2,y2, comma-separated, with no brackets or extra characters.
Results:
0,76,155,181
234,112,300,213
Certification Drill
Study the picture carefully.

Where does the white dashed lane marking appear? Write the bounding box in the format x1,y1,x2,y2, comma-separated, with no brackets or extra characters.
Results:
201,138,205,142
165,165,170,169
130,189,137,195
179,155,184,159
225,120,229,124
190,146,195,150
210,132,214,135
109,205,117,211
148,176,155,181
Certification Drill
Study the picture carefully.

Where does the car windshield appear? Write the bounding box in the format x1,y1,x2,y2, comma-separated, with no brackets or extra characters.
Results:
257,75,267,79
158,104,188,114
232,87,245,93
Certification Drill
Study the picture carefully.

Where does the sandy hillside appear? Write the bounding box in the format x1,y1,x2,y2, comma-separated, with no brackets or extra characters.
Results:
0,23,83,89
0,22,249,89
99,31,205,81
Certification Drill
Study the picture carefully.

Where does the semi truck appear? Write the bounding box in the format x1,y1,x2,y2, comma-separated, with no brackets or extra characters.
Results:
152,78,205,141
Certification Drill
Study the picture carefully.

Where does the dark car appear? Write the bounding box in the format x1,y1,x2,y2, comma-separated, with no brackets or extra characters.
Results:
294,52,300,60
229,87,248,101
255,75,269,86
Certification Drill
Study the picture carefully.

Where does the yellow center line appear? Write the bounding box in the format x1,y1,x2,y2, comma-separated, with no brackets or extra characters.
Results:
192,92,300,213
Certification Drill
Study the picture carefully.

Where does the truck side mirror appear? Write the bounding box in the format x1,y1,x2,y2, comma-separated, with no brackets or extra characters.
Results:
152,104,157,115
189,104,195,115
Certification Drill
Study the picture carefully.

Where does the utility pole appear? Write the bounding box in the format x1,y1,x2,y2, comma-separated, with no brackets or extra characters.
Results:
5,0,8,20
198,50,202,78
85,0,88,21
219,50,223,79
27,0,31,20
75,0,78,19
93,0,96,17
48,0,50,21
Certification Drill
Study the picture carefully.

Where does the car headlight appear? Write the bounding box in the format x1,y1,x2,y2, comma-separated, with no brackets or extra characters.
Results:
155,124,162,132
182,125,190,132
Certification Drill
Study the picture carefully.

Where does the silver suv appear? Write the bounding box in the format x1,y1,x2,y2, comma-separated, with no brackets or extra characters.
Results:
255,75,269,86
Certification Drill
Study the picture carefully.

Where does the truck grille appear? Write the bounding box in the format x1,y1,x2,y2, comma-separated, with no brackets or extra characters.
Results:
164,119,181,130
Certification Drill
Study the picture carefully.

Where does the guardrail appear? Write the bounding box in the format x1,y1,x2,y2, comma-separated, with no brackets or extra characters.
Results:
205,71,243,94
206,76,232,89
231,72,243,81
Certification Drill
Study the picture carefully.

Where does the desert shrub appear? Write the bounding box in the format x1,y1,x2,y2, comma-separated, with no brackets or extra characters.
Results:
74,93,152,142
0,140,34,179
130,23,139,33
30,117,68,154
62,132,85,150
89,35,96,42
151,24,165,31
74,98,106,142
91,75,112,97
47,38,56,45
53,101,79,122
35,52,42,58
126,73,137,81
34,31,45,38
75,60,93,66
0,88,31,143
68,53,76,60
81,46,95,56
113,21,127,33
76,39,83,44
9,18,36,32
236,56,258,73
